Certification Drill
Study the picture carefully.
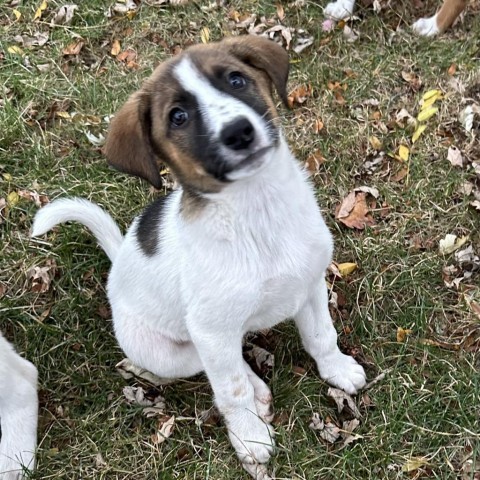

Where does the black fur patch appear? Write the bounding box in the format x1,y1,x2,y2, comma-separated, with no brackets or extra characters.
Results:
136,195,169,256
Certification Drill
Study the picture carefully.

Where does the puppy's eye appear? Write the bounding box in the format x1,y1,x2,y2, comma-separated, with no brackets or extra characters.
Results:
169,108,189,127
228,72,247,89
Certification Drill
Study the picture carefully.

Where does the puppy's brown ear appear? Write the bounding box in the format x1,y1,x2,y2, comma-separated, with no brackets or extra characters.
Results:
104,91,162,189
224,35,290,107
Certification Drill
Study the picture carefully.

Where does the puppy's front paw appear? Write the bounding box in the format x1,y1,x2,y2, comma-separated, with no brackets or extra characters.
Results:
412,16,440,37
317,353,366,395
227,411,275,465
324,0,354,20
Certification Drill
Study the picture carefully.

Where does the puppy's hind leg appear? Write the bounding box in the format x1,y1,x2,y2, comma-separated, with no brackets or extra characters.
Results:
114,317,204,380
0,336,38,479
244,361,274,423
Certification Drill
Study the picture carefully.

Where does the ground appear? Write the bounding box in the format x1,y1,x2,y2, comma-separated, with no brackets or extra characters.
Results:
0,0,479,479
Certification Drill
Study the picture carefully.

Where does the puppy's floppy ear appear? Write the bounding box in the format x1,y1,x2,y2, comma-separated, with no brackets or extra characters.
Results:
104,91,162,189
224,35,290,108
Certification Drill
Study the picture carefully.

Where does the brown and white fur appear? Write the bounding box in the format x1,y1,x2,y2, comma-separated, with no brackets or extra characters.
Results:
31,35,366,476
325,0,468,36
0,333,38,479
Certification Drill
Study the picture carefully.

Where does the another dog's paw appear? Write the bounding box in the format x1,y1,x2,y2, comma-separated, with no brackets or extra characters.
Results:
317,353,366,395
227,411,275,465
412,15,440,37
324,0,354,20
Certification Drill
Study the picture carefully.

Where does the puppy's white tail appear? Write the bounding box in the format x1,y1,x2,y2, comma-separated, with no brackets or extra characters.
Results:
31,198,123,262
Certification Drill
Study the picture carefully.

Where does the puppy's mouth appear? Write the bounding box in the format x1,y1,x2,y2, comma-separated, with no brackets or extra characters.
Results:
234,146,273,170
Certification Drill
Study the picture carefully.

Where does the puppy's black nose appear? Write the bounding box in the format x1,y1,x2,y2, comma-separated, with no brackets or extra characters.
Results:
221,118,255,151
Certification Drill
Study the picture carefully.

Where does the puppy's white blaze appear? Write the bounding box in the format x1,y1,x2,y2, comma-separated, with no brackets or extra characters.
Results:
173,57,270,148
31,198,123,262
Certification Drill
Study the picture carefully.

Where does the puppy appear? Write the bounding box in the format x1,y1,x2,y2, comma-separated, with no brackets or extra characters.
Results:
324,0,468,36
32,35,366,473
0,333,38,479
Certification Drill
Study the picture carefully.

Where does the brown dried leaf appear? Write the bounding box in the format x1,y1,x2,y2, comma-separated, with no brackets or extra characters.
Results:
287,84,312,108
447,146,463,167
401,71,422,91
276,3,285,21
335,191,376,230
17,189,49,207
304,149,325,176
327,387,361,419
111,39,121,56
151,415,175,444
309,413,341,443
62,40,84,56
26,259,57,293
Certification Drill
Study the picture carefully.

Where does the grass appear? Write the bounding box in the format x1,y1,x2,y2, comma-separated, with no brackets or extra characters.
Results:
1,0,479,479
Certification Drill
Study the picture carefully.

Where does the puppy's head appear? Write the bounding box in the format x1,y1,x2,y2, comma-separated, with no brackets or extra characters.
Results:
104,35,289,192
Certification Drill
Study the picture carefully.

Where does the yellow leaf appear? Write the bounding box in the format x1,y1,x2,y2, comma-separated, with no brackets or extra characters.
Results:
412,124,427,143
397,327,413,343
417,106,438,122
398,145,409,162
7,45,24,55
369,135,382,151
111,39,121,56
422,89,441,101
401,457,430,472
200,27,210,44
34,0,48,20
421,93,443,111
3,173,13,182
13,9,22,20
337,262,358,277
7,191,20,207
56,111,71,119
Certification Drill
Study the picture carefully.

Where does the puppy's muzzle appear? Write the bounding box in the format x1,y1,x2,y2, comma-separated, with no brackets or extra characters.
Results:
221,117,255,151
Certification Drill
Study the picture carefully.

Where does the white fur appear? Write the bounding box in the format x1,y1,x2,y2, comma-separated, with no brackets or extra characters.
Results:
324,0,355,19
324,0,444,36
32,198,123,262
412,14,441,36
0,334,38,479
31,69,366,468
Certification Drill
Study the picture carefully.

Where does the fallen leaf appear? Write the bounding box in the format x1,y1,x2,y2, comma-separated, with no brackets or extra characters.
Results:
84,131,105,146
26,259,57,294
17,189,49,207
369,135,382,151
417,106,438,122
13,8,21,20
401,457,430,472
7,45,24,56
14,32,49,48
111,39,121,56
62,40,84,56
123,386,165,409
340,418,362,448
397,145,409,162
327,387,361,419
34,0,48,21
459,105,480,133
292,33,314,54
7,191,20,207
401,71,422,91
439,234,468,255
412,124,427,143
249,346,274,373
337,262,357,277
200,26,210,44
447,146,463,167
309,413,341,443
287,84,312,108
51,4,78,25
397,327,413,343
116,358,175,386
335,191,376,230
304,150,325,175
151,415,175,444
447,63,456,76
